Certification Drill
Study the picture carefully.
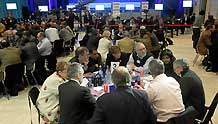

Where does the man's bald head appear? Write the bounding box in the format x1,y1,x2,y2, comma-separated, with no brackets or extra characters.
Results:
111,66,131,87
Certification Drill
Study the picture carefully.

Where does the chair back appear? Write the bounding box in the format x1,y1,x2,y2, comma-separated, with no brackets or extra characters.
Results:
166,106,199,124
28,87,40,106
0,71,4,81
28,87,40,124
202,92,218,124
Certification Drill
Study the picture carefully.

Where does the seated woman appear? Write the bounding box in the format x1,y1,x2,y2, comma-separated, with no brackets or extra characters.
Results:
105,46,129,68
37,61,68,124
160,49,180,81
97,30,112,63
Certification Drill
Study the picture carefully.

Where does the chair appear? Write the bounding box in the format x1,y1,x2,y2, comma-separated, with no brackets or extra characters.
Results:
193,54,205,66
195,92,218,124
165,106,199,124
23,63,39,87
28,87,40,124
0,71,10,100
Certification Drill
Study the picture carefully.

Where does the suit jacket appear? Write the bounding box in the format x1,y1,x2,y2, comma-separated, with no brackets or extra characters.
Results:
86,35,100,50
136,35,152,52
20,41,40,66
59,28,74,42
180,69,205,118
87,86,157,124
197,30,212,55
88,53,103,72
181,16,192,24
116,37,134,54
59,80,96,124
84,14,93,24
0,47,21,71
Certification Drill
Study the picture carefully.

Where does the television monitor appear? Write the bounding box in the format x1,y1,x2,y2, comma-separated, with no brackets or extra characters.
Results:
6,3,17,10
155,4,163,10
183,1,192,7
38,6,48,12
95,5,104,10
126,4,135,10
67,4,76,10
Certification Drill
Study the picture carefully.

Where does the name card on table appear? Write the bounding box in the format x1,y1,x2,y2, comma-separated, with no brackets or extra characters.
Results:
110,62,120,73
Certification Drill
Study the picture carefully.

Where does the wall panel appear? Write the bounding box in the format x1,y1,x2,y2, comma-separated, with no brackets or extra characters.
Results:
0,0,28,18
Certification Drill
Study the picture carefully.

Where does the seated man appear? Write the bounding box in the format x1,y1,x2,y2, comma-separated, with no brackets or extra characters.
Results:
5,30,18,47
136,59,185,123
105,46,129,68
37,61,68,123
127,42,154,74
88,48,103,72
87,66,156,124
59,62,96,124
69,47,90,74
173,59,205,118
35,32,57,84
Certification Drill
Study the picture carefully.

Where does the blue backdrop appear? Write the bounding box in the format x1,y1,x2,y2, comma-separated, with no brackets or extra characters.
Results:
69,0,147,3
0,0,28,18
0,0,187,19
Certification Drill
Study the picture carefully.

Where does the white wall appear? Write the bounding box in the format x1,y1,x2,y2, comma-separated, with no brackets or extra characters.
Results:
206,0,218,19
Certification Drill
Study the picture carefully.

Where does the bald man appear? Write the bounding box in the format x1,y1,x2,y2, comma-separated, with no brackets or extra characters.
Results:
87,66,156,124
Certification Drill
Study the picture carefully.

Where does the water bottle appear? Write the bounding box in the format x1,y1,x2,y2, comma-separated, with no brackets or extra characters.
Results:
98,65,104,77
98,65,104,86
112,29,115,36
92,73,98,87
105,66,111,84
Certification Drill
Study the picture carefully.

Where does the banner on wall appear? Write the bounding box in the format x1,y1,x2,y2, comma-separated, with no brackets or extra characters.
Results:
141,1,149,10
112,2,120,17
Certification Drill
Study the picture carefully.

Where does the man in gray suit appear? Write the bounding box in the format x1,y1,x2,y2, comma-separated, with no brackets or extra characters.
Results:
174,59,205,118
59,62,96,124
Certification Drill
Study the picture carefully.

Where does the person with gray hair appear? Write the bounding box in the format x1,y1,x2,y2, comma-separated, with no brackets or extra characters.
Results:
137,59,185,123
111,66,131,87
58,62,96,124
173,58,189,75
59,21,75,54
69,47,90,73
148,59,165,77
87,66,157,124
127,42,154,74
173,59,205,118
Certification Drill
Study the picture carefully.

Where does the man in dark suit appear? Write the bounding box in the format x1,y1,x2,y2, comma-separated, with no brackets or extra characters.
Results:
180,13,192,34
174,59,205,118
87,66,156,124
59,62,96,124
19,32,40,85
88,49,103,72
